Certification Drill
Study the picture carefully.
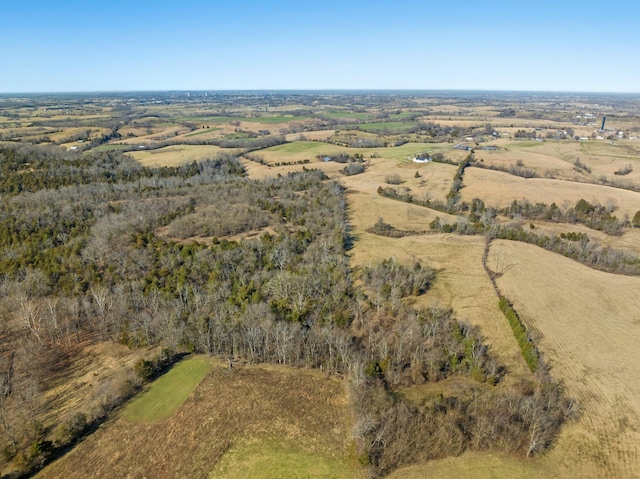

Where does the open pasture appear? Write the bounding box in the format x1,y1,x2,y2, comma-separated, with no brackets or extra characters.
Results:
346,191,529,376
341,155,457,203
114,125,194,144
476,141,581,177
284,129,335,142
461,167,640,218
488,240,640,478
31,341,162,462
258,141,351,163
352,121,416,134
127,144,228,166
37,363,362,479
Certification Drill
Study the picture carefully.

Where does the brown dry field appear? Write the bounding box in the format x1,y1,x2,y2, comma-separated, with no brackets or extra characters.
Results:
118,126,153,137
285,129,335,141
258,143,352,164
462,167,640,218
486,240,640,479
127,145,230,167
345,156,457,204
476,142,579,176
240,156,346,180
477,140,640,183
331,129,387,140
115,124,193,144
339,155,640,478
346,161,640,477
519,220,640,256
37,362,362,479
344,190,529,377
37,342,160,451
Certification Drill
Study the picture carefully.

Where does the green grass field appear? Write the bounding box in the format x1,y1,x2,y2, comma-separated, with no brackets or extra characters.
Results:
92,144,135,151
323,111,370,120
183,127,222,137
123,356,212,424
243,115,305,124
355,121,415,133
265,141,335,155
209,437,361,479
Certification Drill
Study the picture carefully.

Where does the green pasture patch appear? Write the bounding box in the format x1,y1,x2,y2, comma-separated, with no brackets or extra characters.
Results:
184,127,222,137
323,111,370,121
123,356,212,424
242,115,304,124
355,122,414,133
209,437,360,479
379,142,450,160
93,144,134,151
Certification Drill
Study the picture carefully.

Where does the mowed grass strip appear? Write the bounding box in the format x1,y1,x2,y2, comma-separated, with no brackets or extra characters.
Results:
123,356,212,424
184,127,222,137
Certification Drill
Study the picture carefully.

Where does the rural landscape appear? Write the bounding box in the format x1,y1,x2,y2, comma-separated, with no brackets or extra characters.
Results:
0,90,639,478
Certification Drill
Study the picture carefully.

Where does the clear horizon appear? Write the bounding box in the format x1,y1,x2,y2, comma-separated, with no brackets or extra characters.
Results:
2,0,639,94
2,88,640,96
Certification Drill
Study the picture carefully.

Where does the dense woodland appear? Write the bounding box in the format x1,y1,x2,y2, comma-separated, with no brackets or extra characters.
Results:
0,144,577,477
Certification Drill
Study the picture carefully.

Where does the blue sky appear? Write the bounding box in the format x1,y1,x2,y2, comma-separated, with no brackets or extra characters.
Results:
1,0,639,93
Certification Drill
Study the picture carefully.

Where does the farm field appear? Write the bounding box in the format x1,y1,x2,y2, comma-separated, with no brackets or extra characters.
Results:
127,144,229,166
488,240,640,478
476,139,640,182
462,167,640,218
345,193,530,376
37,362,363,479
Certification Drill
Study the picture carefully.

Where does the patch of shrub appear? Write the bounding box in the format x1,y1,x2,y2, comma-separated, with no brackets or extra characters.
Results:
54,412,87,446
14,439,53,474
498,296,539,372
134,349,177,383
573,158,592,174
362,258,435,299
343,161,365,176
614,164,633,175
384,174,403,185
367,218,422,238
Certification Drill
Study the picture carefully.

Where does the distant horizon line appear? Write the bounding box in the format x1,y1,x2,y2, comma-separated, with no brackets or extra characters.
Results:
1,88,639,96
